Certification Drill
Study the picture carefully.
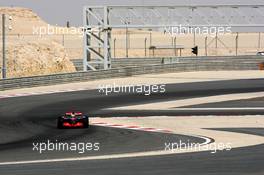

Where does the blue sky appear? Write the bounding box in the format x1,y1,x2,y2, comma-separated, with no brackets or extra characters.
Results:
0,0,263,26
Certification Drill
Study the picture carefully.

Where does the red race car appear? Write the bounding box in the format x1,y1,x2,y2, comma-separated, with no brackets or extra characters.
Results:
57,112,89,129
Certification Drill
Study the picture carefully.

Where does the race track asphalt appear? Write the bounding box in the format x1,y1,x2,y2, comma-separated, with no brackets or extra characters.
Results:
0,79,264,174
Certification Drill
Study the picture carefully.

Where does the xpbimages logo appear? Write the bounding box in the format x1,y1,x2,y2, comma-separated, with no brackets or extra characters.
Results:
98,83,166,96
164,25,232,37
32,140,100,154
165,140,232,154
32,24,84,36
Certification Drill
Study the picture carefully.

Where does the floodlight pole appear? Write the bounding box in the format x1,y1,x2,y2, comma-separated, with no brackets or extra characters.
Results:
2,14,6,79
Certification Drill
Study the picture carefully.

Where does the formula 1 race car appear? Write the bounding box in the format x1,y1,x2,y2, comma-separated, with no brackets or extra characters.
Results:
57,112,89,129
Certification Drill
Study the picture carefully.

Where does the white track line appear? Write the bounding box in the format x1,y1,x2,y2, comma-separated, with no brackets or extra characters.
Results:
196,135,214,146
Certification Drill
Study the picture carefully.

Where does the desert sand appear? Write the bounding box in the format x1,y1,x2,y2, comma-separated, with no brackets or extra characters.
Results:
0,7,76,78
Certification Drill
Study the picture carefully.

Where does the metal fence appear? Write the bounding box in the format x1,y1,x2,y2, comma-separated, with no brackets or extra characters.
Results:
0,31,263,60
111,30,264,58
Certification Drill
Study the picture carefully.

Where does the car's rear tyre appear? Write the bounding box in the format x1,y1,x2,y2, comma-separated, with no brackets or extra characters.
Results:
57,117,64,129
